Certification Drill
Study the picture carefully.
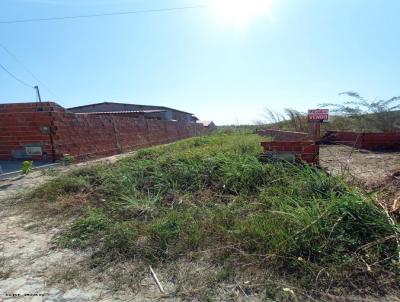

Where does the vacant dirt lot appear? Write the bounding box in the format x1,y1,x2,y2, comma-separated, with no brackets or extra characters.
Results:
0,144,399,301
320,145,400,213
320,145,400,187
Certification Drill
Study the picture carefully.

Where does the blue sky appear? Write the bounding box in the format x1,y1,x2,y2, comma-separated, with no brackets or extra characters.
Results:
0,0,399,124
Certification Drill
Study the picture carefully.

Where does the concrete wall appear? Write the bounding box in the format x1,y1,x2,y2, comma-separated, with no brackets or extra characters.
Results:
0,102,209,161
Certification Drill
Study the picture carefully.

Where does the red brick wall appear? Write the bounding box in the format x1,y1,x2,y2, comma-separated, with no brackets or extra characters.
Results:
261,141,319,164
256,129,312,141
51,111,119,160
51,111,206,160
362,133,400,150
259,129,400,151
0,102,208,161
0,102,58,160
322,131,400,151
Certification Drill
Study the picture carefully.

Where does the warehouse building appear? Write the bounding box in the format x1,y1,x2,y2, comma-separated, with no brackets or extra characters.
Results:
68,102,199,123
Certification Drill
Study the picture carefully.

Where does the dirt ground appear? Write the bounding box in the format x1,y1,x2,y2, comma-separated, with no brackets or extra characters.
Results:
0,154,180,302
320,145,400,213
0,147,399,301
320,145,400,188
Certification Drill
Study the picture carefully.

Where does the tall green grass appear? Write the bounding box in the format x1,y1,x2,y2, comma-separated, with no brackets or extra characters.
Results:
27,130,399,294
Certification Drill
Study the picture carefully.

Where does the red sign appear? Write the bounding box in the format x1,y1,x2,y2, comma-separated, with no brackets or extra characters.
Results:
308,109,329,122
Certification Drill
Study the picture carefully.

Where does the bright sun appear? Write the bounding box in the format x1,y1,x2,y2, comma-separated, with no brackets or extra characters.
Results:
208,0,272,27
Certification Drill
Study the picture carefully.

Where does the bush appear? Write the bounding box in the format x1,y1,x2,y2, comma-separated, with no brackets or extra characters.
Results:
21,160,33,175
61,154,75,165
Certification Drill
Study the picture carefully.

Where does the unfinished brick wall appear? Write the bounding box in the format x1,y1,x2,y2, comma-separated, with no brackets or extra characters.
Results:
51,111,120,160
52,111,206,160
322,131,400,151
256,129,311,141
261,141,320,164
0,102,58,161
0,102,209,161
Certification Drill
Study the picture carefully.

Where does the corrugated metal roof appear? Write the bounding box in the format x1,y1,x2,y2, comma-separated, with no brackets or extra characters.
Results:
68,102,193,115
75,110,166,115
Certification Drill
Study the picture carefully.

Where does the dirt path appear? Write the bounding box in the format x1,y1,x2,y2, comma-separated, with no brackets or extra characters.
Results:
0,200,177,301
0,167,127,301
0,210,107,301
0,154,172,302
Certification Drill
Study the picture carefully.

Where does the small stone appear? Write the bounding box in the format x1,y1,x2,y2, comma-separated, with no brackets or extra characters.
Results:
24,222,36,229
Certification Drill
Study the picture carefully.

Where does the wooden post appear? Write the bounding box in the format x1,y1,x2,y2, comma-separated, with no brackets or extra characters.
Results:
314,122,321,140
308,122,321,141
308,109,329,141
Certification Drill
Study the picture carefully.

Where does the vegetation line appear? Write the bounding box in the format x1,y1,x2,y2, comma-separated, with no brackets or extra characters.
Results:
22,130,400,299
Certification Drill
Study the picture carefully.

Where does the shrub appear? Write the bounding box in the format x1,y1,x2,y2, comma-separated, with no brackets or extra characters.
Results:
61,154,75,165
21,160,33,175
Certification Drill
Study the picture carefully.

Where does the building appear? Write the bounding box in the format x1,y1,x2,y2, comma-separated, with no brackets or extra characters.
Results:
198,121,217,131
68,102,198,123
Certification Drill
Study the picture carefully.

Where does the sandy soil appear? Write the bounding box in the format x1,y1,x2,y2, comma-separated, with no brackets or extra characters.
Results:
0,154,176,302
320,145,400,213
320,145,400,188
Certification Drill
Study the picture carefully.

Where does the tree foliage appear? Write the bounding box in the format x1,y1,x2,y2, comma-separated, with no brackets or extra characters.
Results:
322,92,400,132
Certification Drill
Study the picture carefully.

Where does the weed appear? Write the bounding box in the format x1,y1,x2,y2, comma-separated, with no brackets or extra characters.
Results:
60,208,110,248
22,131,400,297
21,160,33,174
0,256,14,279
61,154,75,165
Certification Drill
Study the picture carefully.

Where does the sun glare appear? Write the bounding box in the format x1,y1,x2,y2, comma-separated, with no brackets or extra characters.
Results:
208,0,272,27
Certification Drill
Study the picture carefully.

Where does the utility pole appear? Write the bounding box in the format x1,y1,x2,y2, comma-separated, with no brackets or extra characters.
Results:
34,85,42,103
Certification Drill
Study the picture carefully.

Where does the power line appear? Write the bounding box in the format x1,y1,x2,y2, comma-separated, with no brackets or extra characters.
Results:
0,5,208,24
0,42,60,100
0,62,33,88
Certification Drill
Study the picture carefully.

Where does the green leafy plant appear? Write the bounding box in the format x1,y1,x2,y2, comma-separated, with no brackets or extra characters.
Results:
61,154,75,165
21,160,33,175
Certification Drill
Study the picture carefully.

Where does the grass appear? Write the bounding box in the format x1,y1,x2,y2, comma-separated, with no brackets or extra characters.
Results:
23,130,400,300
0,256,14,279
257,108,400,133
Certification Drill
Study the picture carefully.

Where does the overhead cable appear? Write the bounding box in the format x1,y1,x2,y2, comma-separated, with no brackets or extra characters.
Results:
0,5,208,24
